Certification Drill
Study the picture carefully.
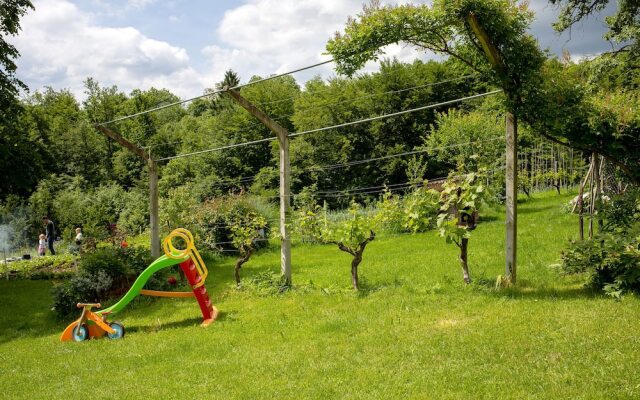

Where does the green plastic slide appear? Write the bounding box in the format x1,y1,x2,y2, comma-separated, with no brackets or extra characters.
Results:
97,254,189,316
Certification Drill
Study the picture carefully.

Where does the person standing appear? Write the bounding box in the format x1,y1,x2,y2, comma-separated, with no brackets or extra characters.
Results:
38,233,46,256
43,216,56,255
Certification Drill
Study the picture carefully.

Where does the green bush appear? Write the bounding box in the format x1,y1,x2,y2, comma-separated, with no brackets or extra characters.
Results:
191,194,272,252
51,245,166,318
560,188,640,297
561,233,640,297
51,270,113,318
78,248,127,279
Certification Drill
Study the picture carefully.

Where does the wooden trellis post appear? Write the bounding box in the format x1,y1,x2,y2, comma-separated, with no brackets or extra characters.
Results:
505,113,517,283
223,87,292,286
95,125,160,258
467,12,518,283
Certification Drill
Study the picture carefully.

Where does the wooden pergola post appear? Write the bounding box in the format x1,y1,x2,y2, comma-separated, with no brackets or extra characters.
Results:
224,88,292,286
95,125,160,257
505,113,517,282
467,12,519,283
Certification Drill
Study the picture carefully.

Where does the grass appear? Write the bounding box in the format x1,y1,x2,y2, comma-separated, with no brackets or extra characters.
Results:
1,191,639,399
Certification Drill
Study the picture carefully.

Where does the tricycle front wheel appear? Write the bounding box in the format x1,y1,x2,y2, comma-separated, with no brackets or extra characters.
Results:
107,322,125,339
72,324,89,342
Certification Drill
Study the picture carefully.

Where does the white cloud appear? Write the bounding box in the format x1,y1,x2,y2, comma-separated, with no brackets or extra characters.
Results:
12,0,207,99
202,0,427,86
127,0,155,10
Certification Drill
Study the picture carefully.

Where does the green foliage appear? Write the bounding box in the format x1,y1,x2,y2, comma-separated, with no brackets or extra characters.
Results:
191,194,273,252
51,270,113,318
229,212,268,254
600,188,640,233
51,245,157,317
437,171,487,247
297,201,375,249
0,253,75,279
0,0,33,107
424,109,504,174
561,233,640,298
560,188,640,297
373,190,404,233
326,0,640,183
295,200,376,289
374,185,440,234
327,201,374,249
550,0,640,57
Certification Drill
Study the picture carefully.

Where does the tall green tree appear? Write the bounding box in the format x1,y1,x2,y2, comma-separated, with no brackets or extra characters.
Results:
325,0,640,183
82,78,128,181
0,0,42,198
550,0,639,57
0,0,33,109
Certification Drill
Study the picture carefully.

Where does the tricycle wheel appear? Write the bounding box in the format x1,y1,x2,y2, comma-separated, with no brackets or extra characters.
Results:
107,322,125,339
72,324,89,342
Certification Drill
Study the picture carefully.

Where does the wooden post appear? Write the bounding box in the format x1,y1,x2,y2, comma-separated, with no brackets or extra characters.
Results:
149,160,160,258
505,113,517,283
95,125,160,257
593,153,603,233
467,13,518,284
588,154,596,239
224,88,292,285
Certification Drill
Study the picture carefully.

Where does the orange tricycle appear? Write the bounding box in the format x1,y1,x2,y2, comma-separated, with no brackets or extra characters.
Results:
69,303,125,341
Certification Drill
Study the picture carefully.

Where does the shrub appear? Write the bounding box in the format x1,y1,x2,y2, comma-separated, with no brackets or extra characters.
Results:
560,188,640,297
51,270,114,318
78,248,127,279
51,245,165,318
560,233,640,298
191,194,272,252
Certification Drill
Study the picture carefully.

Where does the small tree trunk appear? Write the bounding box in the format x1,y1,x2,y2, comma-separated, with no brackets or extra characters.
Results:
234,248,253,286
351,253,362,290
460,238,470,284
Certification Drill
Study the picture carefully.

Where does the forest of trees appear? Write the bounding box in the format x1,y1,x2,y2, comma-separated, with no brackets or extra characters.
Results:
0,0,638,253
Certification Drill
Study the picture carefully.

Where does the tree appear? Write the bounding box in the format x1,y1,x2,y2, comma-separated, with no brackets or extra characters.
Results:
216,69,241,91
229,212,267,286
550,0,639,57
436,170,487,284
0,0,33,108
296,201,375,290
0,0,41,199
325,0,640,183
82,78,127,181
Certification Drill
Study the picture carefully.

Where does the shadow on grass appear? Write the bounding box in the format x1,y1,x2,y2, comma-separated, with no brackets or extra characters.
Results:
126,314,230,334
517,204,558,215
499,286,599,300
0,280,66,345
473,277,599,300
478,215,500,223
355,277,405,297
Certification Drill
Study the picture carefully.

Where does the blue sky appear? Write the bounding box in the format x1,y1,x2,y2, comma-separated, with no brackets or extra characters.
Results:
11,0,617,100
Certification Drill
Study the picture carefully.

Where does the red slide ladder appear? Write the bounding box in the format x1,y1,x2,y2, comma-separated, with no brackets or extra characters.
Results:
179,259,217,325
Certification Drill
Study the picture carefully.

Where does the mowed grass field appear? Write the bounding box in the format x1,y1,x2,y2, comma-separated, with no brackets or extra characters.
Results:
1,191,639,399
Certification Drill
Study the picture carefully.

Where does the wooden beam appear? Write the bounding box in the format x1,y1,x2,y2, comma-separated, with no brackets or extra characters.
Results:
95,125,149,160
149,160,160,258
505,112,517,283
224,88,292,285
466,13,519,284
466,13,504,70
94,125,159,257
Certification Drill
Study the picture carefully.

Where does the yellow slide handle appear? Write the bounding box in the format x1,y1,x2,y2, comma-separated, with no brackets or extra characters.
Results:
163,228,208,288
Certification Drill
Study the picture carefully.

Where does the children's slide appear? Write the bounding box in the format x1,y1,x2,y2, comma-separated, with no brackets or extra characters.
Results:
60,228,217,342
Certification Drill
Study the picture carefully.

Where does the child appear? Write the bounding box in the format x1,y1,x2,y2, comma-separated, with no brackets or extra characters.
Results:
38,234,46,256
75,227,83,246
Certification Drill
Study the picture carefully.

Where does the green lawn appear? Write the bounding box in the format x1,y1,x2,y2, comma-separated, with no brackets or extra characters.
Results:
1,191,639,399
